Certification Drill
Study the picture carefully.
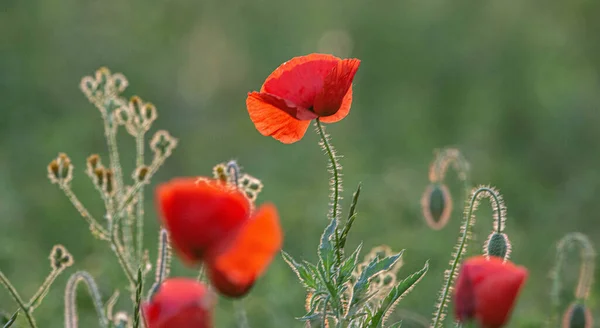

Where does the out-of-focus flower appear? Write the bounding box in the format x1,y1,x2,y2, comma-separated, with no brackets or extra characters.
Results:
142,278,215,328
156,178,283,298
246,53,361,144
453,256,528,328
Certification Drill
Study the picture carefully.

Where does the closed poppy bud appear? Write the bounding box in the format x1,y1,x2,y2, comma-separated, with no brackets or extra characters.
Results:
454,256,528,328
562,302,593,328
156,178,251,264
206,203,283,298
246,53,361,144
142,278,215,328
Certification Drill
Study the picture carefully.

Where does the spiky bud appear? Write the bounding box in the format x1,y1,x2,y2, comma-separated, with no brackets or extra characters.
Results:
485,233,512,260
563,303,593,328
421,183,452,230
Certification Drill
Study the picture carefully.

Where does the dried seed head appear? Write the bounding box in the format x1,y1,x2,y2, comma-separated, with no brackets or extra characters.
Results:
86,154,102,176
212,163,228,183
94,168,105,186
562,303,593,328
141,103,158,129
421,183,452,230
47,153,73,184
104,169,114,195
484,232,512,260
150,130,178,159
113,312,130,328
49,244,74,271
134,166,150,183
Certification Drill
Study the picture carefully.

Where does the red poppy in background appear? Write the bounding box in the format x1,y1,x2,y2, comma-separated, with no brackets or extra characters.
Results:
156,178,251,264
206,204,282,297
142,278,215,328
453,256,528,328
156,178,283,298
246,53,361,144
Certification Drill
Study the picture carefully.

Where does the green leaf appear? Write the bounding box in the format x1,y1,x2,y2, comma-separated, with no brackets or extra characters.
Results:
318,218,338,274
340,183,362,249
387,321,402,328
337,243,363,288
2,310,18,328
281,251,318,290
350,250,405,310
367,260,429,328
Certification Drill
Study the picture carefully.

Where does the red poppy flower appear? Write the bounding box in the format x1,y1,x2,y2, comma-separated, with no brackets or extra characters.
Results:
142,278,215,328
156,178,251,265
206,203,283,297
453,256,528,328
246,53,361,144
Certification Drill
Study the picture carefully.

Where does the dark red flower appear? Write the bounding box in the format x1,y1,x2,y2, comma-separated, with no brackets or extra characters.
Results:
246,53,361,144
156,178,251,264
206,203,283,297
156,177,283,298
142,278,215,328
453,256,528,328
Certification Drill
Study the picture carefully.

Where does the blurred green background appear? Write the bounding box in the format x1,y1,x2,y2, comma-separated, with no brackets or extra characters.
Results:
1,0,599,326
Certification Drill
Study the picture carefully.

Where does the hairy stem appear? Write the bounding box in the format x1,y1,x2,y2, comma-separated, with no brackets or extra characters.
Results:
0,271,37,328
64,271,109,328
315,119,343,267
148,229,171,299
28,270,60,310
432,186,503,327
135,132,146,265
234,300,250,328
109,213,137,285
59,184,109,240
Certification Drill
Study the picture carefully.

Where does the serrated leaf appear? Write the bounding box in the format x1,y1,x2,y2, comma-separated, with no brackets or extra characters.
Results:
367,260,429,328
2,310,18,328
337,243,363,288
350,250,405,311
340,183,361,249
318,218,338,274
282,251,318,290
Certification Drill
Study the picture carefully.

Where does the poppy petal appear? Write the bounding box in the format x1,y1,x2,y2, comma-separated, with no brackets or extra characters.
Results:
156,178,251,265
246,92,311,144
142,278,215,328
250,92,318,120
206,203,283,298
313,58,360,117
261,54,340,109
318,86,352,123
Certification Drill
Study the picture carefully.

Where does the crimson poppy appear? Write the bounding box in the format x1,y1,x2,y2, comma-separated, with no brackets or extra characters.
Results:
453,256,528,328
156,178,251,265
246,53,361,144
206,203,283,297
142,278,215,328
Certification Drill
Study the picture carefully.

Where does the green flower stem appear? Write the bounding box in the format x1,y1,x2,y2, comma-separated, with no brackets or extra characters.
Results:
314,119,343,266
28,270,60,310
0,271,37,328
234,300,250,328
59,184,109,240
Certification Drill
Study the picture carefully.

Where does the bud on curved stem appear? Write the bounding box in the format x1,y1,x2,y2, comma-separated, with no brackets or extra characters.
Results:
550,232,596,326
431,185,508,327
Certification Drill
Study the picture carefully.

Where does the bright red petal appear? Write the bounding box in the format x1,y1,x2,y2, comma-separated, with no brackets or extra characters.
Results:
318,86,352,123
313,58,360,117
246,92,311,144
261,53,340,109
156,178,251,265
250,92,318,120
206,203,283,298
142,278,215,328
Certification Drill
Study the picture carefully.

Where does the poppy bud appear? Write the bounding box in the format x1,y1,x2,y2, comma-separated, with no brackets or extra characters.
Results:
49,244,73,272
142,278,215,328
562,303,593,328
47,153,74,184
421,183,452,230
454,256,528,328
485,233,511,260
134,166,150,183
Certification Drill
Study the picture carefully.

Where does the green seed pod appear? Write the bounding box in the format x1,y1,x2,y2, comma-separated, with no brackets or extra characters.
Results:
421,183,452,230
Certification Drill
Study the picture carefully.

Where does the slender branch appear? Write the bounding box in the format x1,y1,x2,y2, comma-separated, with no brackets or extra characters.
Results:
58,184,109,240
109,212,137,285
0,271,37,328
64,271,109,328
28,270,60,310
135,132,146,265
314,119,343,267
